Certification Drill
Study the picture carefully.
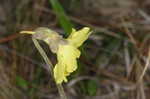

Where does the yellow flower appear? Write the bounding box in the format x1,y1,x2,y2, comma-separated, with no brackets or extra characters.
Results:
20,27,91,84
54,27,91,84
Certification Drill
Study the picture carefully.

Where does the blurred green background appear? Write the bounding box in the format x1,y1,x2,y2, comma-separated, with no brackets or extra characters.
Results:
0,0,150,99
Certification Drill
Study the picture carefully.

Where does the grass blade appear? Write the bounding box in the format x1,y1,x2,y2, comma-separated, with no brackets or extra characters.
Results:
49,0,73,35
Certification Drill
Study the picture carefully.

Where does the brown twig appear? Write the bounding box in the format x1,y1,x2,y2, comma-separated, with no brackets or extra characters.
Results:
0,33,20,43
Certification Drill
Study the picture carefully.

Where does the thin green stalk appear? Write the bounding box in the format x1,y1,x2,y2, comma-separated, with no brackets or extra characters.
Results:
32,38,67,99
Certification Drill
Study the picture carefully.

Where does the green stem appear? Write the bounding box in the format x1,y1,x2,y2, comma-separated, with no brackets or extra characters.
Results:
32,38,67,99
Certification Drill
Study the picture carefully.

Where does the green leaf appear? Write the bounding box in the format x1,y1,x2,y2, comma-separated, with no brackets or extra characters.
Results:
49,0,74,35
16,76,29,89
87,80,97,96
79,80,97,96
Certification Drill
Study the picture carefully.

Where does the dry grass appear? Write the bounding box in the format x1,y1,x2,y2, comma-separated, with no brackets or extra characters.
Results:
0,0,150,99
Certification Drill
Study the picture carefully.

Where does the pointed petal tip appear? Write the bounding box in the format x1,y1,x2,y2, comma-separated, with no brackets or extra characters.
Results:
20,31,35,34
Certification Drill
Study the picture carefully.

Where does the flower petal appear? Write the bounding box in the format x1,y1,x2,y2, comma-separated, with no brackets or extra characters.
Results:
54,63,67,84
67,27,91,47
54,44,80,84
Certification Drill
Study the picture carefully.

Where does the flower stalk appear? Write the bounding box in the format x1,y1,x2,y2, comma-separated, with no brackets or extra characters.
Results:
32,38,67,99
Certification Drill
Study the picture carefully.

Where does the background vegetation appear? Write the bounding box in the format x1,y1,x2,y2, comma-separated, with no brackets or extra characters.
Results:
0,0,150,99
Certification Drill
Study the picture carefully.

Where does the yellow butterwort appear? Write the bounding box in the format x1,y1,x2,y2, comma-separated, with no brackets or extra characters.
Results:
21,27,91,84
54,45,80,83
